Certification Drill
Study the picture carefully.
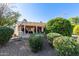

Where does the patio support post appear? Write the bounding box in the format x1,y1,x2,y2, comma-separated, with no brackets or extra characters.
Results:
36,26,37,33
20,26,21,32
15,24,19,36
42,27,44,32
19,25,22,38
33,28,34,34
24,25,26,34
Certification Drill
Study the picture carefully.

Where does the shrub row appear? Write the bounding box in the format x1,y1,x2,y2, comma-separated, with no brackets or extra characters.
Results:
47,32,79,56
45,17,79,36
53,36,79,56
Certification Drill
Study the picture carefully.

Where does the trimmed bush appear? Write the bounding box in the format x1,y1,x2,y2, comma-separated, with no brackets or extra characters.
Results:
46,18,55,34
0,27,14,45
47,33,62,47
46,17,72,36
29,34,44,52
44,28,50,34
72,24,76,30
73,25,79,35
53,36,79,56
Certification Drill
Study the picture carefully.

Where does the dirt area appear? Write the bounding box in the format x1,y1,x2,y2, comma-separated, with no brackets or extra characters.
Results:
0,34,57,56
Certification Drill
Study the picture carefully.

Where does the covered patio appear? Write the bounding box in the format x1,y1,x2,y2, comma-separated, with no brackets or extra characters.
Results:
14,21,45,36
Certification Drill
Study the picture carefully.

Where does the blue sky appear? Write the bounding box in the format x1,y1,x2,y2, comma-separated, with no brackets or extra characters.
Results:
12,3,79,22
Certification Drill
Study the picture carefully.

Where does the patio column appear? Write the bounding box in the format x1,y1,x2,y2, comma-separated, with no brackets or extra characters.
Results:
19,26,21,32
19,25,22,37
32,28,35,34
24,25,26,34
36,26,37,33
14,24,20,37
42,27,44,32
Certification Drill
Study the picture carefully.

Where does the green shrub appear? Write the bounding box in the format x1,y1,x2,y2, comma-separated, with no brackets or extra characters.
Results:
73,25,79,35
47,33,62,47
72,24,76,30
46,17,72,36
0,27,14,45
44,28,50,34
29,34,44,52
46,18,55,34
53,36,79,56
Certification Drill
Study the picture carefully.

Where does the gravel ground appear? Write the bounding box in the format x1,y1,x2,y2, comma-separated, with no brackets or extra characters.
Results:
0,36,56,56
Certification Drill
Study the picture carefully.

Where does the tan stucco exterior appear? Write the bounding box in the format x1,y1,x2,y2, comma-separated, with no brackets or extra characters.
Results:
14,21,46,36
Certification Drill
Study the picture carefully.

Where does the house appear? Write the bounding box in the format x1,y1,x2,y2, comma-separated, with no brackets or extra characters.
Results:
14,19,46,36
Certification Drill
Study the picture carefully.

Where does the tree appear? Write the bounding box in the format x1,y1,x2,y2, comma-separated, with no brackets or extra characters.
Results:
0,3,21,26
68,16,79,25
5,11,21,26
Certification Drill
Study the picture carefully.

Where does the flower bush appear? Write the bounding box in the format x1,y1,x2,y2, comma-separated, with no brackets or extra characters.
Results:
29,34,44,52
73,25,79,35
47,33,62,47
46,17,72,36
0,27,14,45
53,36,79,56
